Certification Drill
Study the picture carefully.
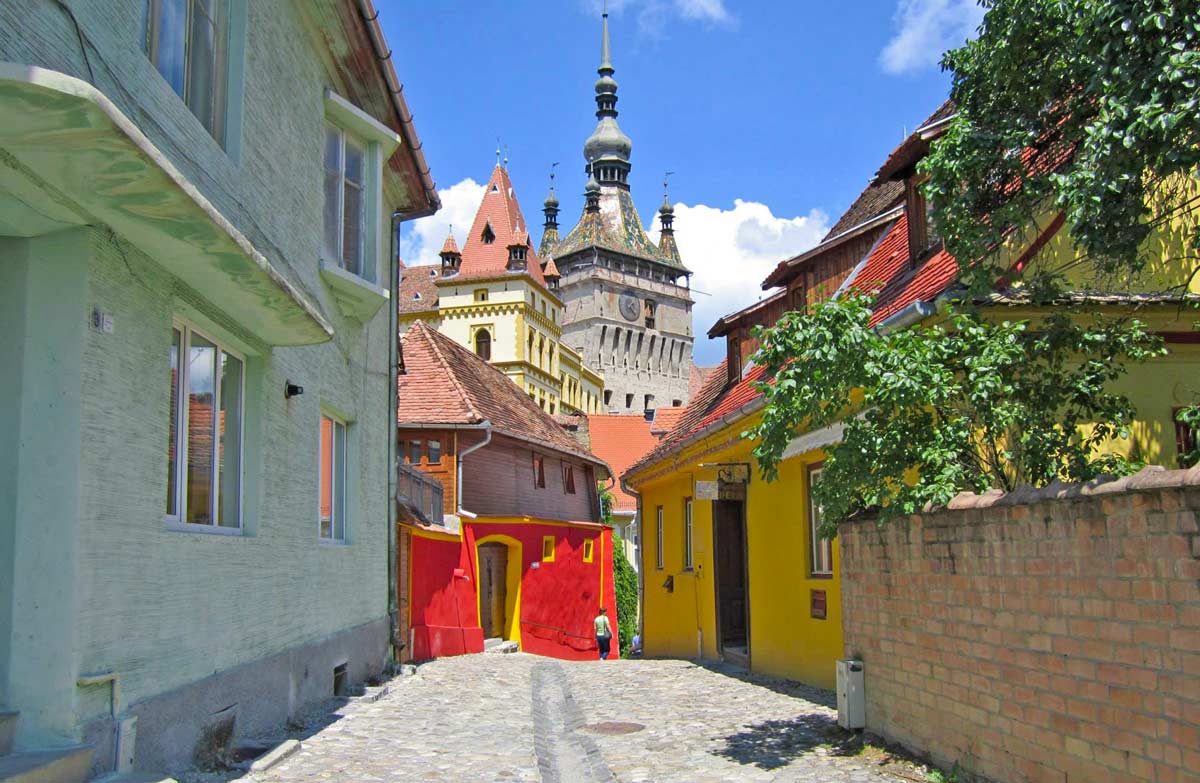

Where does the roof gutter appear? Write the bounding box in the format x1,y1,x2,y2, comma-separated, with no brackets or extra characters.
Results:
356,0,440,218
875,300,937,334
454,421,492,519
626,395,768,487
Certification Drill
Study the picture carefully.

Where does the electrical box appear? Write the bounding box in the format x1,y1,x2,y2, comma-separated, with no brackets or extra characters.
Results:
837,659,865,729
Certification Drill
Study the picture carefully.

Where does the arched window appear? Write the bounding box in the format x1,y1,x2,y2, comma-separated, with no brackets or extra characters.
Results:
474,330,491,360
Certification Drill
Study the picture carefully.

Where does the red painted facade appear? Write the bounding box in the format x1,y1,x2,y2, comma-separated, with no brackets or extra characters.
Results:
405,521,618,662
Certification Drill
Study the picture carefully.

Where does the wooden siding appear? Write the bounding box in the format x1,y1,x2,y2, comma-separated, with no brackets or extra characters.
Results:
398,428,457,507
460,434,598,522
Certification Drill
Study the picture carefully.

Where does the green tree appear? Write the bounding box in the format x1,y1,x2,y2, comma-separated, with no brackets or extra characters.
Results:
922,0,1200,293
747,294,1164,535
600,487,639,656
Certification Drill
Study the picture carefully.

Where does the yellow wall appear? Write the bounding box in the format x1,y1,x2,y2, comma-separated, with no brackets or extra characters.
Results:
635,421,843,689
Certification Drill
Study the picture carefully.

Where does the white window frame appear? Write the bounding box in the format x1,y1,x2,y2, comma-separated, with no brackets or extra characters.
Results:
165,319,245,534
144,0,230,143
318,412,348,543
323,123,370,281
322,90,401,287
809,466,833,576
683,497,694,570
655,506,664,570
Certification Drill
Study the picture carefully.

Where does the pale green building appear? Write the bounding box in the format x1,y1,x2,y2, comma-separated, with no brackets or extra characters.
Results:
0,1,437,778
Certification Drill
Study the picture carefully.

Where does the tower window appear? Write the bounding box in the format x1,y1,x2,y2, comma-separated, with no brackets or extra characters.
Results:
474,289,488,302
625,393,634,409
481,224,496,244
474,330,492,360
604,390,613,406
644,299,657,329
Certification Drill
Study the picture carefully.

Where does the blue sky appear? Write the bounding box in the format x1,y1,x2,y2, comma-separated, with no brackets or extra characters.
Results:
382,0,983,364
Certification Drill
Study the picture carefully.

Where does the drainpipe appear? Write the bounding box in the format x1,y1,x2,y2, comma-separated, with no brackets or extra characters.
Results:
387,211,402,658
456,421,492,519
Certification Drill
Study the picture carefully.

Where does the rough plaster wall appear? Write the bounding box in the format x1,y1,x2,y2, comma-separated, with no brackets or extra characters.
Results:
556,271,694,410
0,3,392,721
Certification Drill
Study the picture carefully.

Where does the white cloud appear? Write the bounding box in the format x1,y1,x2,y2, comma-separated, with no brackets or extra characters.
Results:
649,200,830,365
582,0,733,35
400,180,827,366
880,0,984,75
398,178,486,268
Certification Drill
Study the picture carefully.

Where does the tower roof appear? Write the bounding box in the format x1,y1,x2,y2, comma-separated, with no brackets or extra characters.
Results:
440,231,460,256
583,9,632,167
455,165,547,287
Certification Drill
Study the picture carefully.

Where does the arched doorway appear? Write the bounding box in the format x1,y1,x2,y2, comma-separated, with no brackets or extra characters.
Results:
475,535,523,645
477,542,508,639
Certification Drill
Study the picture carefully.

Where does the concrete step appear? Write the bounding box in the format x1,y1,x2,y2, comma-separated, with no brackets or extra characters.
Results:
484,639,519,654
0,712,16,757
0,746,92,783
94,773,178,783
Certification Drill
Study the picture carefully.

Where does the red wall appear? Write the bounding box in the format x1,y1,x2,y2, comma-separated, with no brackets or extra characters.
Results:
467,521,618,661
406,520,618,662
408,533,484,659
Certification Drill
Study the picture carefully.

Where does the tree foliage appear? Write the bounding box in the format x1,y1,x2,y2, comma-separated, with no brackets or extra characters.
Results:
923,0,1200,293
747,294,1164,535
600,487,639,656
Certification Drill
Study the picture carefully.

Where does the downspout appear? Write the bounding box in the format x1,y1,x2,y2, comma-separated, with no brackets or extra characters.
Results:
388,211,402,659
456,421,492,519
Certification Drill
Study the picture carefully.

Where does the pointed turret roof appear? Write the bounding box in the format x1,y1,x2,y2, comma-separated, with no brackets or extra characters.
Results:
440,232,460,256
541,11,689,273
455,165,547,287
543,257,561,279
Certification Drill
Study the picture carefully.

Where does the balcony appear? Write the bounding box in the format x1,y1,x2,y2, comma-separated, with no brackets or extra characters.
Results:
397,461,444,526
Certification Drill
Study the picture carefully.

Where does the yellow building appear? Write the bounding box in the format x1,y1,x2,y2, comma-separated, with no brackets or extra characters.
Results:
625,105,1200,691
399,164,604,415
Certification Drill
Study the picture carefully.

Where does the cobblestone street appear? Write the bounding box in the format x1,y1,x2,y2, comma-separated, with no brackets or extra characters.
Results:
249,654,924,783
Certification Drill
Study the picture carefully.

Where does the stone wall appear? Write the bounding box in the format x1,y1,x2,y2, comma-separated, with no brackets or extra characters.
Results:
840,466,1200,783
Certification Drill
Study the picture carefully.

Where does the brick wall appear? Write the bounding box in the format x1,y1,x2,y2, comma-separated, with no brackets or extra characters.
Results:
840,466,1200,783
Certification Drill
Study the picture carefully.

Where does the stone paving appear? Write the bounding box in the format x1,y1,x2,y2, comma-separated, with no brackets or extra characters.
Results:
246,654,925,783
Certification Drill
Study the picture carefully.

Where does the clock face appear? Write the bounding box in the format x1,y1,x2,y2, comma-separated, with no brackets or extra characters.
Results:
619,292,640,321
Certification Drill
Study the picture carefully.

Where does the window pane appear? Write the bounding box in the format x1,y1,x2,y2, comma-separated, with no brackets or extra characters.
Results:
342,137,366,278
151,0,187,95
217,350,242,527
185,334,216,525
409,440,422,465
167,327,182,515
323,125,342,261
185,0,217,133
334,421,346,541
429,439,441,464
319,416,333,537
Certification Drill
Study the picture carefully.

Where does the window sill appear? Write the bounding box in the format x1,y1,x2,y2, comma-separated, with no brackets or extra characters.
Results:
318,538,350,547
165,519,244,537
320,260,389,321
809,572,834,580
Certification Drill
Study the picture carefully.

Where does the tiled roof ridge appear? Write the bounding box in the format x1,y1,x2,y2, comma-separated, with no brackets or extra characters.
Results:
408,321,483,423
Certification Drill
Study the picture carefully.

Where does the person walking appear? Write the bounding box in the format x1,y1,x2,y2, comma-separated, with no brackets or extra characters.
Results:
593,607,613,660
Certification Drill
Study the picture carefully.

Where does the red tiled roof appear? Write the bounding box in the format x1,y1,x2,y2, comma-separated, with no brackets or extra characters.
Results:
586,415,661,513
399,321,607,472
851,215,960,327
542,257,561,279
457,166,547,287
650,406,686,437
440,233,460,255
399,265,441,313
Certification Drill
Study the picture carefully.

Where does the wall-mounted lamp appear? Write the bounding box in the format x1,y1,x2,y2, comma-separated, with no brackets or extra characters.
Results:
284,381,304,399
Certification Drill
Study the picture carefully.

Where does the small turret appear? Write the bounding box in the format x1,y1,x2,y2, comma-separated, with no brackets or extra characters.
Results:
540,165,561,257
439,229,462,276
584,165,601,214
542,257,561,289
657,174,682,266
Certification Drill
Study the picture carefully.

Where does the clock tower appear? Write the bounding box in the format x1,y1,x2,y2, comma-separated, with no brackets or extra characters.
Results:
540,9,695,414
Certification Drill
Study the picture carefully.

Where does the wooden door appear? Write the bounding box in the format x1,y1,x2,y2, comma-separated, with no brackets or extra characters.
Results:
478,543,508,638
714,500,748,648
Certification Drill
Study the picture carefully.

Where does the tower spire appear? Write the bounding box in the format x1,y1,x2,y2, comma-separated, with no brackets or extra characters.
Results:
539,163,562,257
583,5,632,188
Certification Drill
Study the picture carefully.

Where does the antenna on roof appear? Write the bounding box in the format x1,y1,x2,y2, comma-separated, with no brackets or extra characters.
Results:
496,139,502,167
663,170,674,197
503,144,510,168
